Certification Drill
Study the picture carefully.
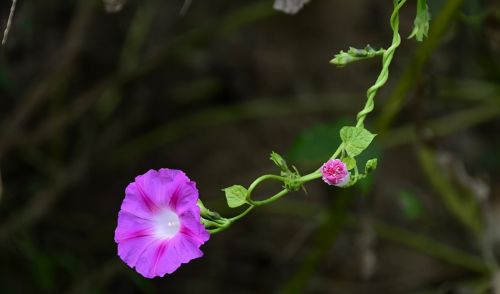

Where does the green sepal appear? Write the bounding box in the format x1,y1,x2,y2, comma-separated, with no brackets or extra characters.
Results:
270,151,304,192
270,151,290,173
198,199,228,229
283,166,303,192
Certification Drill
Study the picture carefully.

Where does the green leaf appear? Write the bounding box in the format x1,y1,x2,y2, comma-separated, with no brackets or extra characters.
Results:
341,156,356,170
340,126,376,157
223,185,248,208
365,158,378,173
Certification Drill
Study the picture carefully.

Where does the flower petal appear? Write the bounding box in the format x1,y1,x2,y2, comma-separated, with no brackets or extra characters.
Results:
169,180,199,214
118,235,157,269
115,211,155,243
171,235,204,264
134,170,168,210
179,209,210,243
120,183,157,219
158,168,187,182
153,240,183,276
135,169,190,209
134,240,181,278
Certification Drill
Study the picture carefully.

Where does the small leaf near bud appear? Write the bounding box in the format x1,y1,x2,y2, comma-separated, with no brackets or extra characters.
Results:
223,185,248,208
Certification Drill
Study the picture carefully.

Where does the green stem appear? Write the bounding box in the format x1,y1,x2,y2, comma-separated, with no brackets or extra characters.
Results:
201,218,222,228
298,171,322,182
329,143,344,160
227,205,254,222
356,0,407,128
354,164,359,179
208,226,227,234
247,174,286,196
208,205,256,234
247,189,289,206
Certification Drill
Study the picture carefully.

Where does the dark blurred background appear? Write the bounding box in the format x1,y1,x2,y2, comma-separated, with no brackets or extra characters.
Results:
0,0,499,293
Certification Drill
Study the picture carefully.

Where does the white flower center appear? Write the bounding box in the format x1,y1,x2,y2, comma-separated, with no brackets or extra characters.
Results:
154,209,180,239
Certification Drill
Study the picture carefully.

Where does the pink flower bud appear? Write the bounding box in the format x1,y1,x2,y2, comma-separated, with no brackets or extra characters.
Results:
321,159,350,187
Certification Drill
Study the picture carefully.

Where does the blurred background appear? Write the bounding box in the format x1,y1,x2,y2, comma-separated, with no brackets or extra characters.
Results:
0,0,499,293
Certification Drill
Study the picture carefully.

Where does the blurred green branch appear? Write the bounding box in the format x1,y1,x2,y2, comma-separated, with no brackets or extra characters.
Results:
265,198,492,291
373,219,492,275
299,207,491,275
380,101,500,148
281,192,352,293
0,148,90,243
375,0,465,132
415,145,483,235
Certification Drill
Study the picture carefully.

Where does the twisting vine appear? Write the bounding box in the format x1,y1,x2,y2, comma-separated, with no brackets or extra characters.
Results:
355,0,406,128
199,0,430,234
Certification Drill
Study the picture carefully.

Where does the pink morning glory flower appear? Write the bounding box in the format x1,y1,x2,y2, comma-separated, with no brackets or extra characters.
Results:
114,169,210,278
321,159,350,187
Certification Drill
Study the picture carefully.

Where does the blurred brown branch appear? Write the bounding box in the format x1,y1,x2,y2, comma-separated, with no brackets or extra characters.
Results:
0,0,98,159
0,168,2,204
103,0,127,13
0,1,275,160
273,0,311,15
1,0,17,45
67,259,123,294
180,0,192,16
0,149,89,243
